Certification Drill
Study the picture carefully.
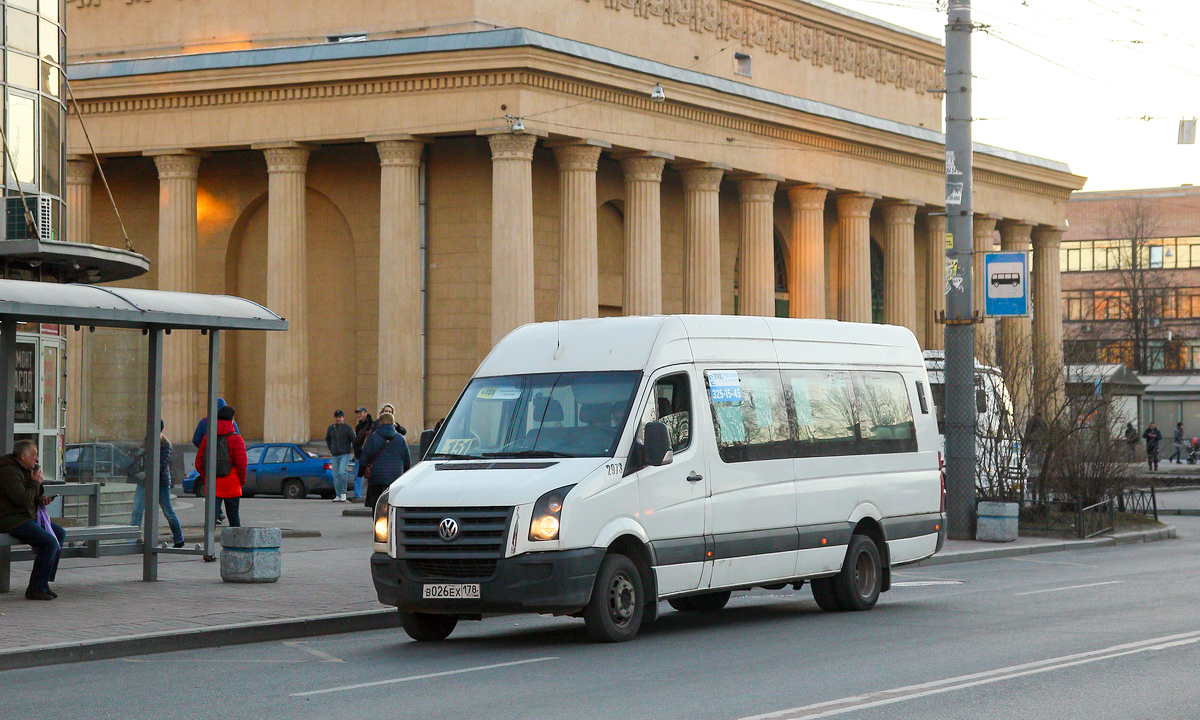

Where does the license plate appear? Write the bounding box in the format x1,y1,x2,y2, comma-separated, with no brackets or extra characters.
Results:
422,583,480,599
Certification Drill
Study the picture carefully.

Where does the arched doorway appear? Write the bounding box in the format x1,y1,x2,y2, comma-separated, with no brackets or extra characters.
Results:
224,189,357,440
597,201,625,316
733,233,789,317
870,238,884,324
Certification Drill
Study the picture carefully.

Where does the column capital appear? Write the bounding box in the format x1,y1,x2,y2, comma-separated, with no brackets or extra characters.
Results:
737,177,778,203
619,155,667,182
836,193,877,218
973,214,1000,239
786,185,829,209
375,139,425,167
552,143,603,172
998,219,1034,248
486,132,539,161
881,201,920,225
679,166,725,192
925,212,947,232
147,151,203,180
66,157,96,186
255,143,313,173
1032,225,1067,248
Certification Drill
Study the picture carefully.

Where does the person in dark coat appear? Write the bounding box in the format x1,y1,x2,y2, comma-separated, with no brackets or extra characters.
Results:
1170,422,1185,464
325,409,356,503
1124,422,1138,462
1143,422,1163,471
130,420,185,547
0,439,66,600
361,412,411,509
191,397,240,448
352,407,375,501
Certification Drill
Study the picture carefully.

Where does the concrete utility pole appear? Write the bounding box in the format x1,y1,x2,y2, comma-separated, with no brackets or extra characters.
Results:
944,0,977,540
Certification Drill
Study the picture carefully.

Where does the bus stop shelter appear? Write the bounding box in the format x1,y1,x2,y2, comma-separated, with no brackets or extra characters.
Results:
0,279,287,581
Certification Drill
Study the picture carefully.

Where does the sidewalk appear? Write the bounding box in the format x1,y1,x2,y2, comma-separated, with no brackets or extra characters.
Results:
0,493,1182,670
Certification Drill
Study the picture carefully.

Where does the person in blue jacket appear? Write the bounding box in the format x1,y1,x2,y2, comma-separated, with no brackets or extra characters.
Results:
192,397,240,448
361,412,412,509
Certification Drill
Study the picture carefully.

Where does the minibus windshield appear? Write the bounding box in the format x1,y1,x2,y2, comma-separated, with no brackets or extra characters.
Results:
429,371,642,460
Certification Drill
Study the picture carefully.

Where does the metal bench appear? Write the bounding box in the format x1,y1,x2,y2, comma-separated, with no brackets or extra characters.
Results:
0,482,143,593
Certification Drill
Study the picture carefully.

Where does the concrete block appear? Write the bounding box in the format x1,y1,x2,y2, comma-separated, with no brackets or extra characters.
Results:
976,501,1019,543
220,527,282,583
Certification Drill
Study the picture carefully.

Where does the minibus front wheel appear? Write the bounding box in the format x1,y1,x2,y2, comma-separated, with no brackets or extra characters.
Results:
400,612,458,642
583,553,644,642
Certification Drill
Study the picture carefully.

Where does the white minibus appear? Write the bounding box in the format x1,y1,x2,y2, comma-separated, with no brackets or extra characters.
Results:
371,315,945,642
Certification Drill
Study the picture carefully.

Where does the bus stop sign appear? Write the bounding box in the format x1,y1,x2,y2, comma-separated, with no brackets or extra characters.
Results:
984,251,1028,317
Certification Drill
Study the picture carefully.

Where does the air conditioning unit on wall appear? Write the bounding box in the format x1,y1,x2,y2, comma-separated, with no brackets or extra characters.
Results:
37,196,52,242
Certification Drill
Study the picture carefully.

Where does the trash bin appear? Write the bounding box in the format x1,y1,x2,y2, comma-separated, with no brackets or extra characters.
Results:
220,527,282,583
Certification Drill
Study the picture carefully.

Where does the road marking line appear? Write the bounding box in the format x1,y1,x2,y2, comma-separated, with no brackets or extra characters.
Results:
1010,557,1095,568
738,629,1200,720
890,581,963,587
290,656,559,697
283,641,344,663
1014,580,1123,596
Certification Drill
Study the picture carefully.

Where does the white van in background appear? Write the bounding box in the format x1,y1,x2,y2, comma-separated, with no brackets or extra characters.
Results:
371,316,945,643
923,351,1026,496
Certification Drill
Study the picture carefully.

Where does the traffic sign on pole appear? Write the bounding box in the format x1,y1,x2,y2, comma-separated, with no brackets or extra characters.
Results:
983,251,1029,317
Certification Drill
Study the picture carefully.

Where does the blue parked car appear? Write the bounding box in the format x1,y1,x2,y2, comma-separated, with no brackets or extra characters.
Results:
185,443,337,499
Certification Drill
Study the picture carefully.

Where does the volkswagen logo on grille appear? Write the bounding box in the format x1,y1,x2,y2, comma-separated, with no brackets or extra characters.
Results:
438,517,460,541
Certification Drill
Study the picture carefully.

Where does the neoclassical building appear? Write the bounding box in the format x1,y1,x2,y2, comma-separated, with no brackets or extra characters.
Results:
62,0,1084,443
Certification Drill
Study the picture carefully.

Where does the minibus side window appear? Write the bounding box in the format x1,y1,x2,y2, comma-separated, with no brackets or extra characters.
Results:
636,373,692,454
706,369,791,463
786,370,857,458
852,371,918,454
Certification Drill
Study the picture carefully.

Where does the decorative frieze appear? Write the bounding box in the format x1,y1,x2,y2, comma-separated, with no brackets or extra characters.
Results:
584,0,942,94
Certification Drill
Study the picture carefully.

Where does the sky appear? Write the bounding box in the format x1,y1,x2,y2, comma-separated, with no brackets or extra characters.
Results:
819,0,1199,192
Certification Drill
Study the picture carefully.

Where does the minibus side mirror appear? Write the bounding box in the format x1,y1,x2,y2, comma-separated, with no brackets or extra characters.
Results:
419,429,435,460
643,422,673,467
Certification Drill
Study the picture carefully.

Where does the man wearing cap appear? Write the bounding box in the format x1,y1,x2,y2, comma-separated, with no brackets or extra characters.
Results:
352,407,375,501
325,410,356,503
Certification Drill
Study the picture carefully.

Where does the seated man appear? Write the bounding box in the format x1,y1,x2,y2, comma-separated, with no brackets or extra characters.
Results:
0,439,66,600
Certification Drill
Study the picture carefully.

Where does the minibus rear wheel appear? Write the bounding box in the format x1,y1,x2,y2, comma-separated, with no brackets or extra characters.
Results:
810,578,842,611
399,612,458,641
832,535,882,611
584,553,644,642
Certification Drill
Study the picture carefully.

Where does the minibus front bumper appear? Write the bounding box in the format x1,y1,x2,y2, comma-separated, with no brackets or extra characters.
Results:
371,547,606,615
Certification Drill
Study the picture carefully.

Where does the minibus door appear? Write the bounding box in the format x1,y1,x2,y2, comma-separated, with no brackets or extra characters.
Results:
635,370,709,596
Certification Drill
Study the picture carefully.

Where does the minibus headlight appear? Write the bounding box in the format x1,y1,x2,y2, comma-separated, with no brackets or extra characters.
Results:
529,485,575,542
373,489,390,544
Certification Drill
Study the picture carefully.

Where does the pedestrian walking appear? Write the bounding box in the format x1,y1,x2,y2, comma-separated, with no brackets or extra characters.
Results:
196,405,248,527
361,412,412,509
1143,422,1163,471
191,398,233,524
130,420,186,548
379,403,407,438
0,439,66,600
1170,422,1185,464
352,407,375,501
325,409,356,502
1124,422,1138,462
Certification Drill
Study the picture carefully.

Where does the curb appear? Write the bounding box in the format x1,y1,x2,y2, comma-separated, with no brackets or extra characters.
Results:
0,608,401,672
342,508,372,517
915,524,1176,567
1155,509,1200,516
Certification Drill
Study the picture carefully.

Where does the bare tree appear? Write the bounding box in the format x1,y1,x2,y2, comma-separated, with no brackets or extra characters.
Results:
1094,199,1170,373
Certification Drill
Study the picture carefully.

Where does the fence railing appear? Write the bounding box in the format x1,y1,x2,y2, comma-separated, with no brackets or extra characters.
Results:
1115,487,1158,521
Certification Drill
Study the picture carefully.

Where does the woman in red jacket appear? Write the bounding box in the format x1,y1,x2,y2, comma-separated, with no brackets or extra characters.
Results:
196,405,248,527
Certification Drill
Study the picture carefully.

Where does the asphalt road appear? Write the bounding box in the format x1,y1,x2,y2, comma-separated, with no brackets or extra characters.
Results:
9,518,1200,720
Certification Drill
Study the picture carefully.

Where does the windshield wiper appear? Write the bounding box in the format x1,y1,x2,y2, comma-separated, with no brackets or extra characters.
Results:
482,450,578,459
428,452,484,460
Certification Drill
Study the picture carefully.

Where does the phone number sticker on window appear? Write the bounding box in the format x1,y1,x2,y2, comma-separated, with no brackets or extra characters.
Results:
706,370,742,403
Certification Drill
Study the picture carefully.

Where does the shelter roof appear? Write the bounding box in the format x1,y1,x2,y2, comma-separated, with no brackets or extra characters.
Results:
0,280,287,331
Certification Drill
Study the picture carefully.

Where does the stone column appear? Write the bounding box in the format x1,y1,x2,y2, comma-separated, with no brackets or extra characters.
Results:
485,131,539,343
620,155,668,316
1033,225,1066,410
881,201,920,337
551,141,606,320
148,151,203,442
65,157,95,443
999,221,1034,422
787,185,829,319
973,216,999,365
258,143,311,443
925,213,947,350
837,194,877,324
679,165,725,314
375,137,425,433
737,177,779,317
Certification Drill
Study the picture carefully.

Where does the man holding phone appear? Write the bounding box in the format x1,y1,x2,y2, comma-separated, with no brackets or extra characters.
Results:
0,439,66,600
